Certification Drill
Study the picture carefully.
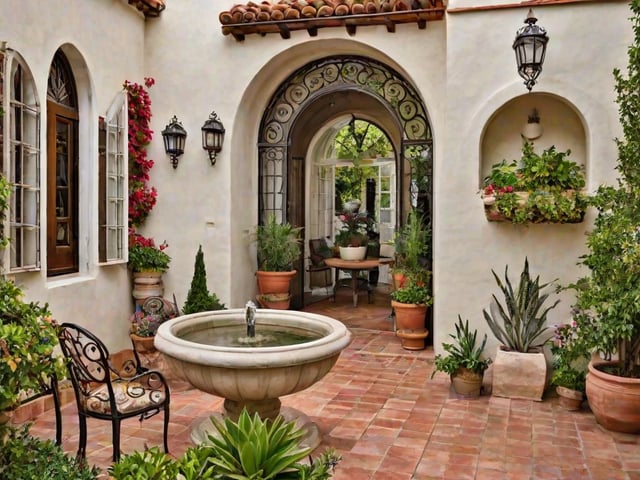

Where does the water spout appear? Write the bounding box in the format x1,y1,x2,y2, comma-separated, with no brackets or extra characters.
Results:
245,300,256,338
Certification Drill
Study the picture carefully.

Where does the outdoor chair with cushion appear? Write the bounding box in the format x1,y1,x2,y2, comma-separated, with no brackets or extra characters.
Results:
57,323,170,462
307,238,333,290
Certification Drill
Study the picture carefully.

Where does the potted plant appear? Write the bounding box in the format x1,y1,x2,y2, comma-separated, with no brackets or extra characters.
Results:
549,322,589,410
128,232,171,304
334,210,371,260
483,258,558,401
391,211,430,288
129,296,179,353
0,279,65,425
254,213,302,295
481,141,588,224
390,282,432,350
431,316,491,398
569,2,640,433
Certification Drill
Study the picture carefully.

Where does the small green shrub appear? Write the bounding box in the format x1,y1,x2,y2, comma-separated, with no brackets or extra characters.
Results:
255,213,302,272
110,410,341,480
390,282,432,305
182,245,225,315
0,425,99,480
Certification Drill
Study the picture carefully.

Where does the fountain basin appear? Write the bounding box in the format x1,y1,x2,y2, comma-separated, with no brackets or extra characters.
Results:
154,308,352,424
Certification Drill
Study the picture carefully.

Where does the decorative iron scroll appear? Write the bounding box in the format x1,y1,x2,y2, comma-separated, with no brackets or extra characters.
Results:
258,55,432,225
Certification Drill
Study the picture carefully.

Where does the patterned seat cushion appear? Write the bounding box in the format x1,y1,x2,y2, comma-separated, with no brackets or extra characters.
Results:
84,379,166,414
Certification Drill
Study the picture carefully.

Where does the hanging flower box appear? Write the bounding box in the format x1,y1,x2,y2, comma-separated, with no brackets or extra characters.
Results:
482,189,587,224
481,142,588,224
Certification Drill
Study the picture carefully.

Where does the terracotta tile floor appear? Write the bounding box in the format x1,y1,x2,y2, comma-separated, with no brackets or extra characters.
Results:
28,284,640,479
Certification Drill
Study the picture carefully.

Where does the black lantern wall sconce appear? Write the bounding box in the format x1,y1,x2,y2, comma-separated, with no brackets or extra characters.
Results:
513,9,549,92
161,116,187,169
201,111,225,166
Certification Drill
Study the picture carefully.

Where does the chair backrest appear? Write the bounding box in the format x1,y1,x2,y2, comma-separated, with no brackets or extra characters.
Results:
309,238,332,266
57,323,115,408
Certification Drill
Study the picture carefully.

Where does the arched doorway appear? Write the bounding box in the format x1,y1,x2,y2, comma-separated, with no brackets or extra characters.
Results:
258,55,433,309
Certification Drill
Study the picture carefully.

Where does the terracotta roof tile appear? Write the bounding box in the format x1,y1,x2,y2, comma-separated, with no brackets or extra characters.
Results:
128,0,166,17
219,0,441,25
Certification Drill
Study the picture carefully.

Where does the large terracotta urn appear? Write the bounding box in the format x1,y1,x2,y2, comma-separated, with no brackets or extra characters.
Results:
586,360,640,433
256,270,296,295
391,301,428,350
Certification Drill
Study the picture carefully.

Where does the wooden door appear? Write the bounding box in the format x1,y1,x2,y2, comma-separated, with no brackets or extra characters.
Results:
288,156,305,309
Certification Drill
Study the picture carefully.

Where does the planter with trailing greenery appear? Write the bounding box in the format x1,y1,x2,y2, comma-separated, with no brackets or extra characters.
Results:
432,316,490,398
0,279,66,423
481,141,588,224
109,409,341,479
182,245,226,315
569,1,640,433
483,258,558,401
128,232,171,305
549,322,589,411
254,213,302,296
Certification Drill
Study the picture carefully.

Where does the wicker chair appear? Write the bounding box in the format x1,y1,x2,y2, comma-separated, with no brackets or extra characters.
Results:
57,323,170,462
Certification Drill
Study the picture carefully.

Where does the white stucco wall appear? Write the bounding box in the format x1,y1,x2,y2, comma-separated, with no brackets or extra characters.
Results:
0,0,146,350
1,0,634,357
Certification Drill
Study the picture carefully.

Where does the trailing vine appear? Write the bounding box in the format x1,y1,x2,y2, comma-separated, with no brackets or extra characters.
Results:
124,77,157,229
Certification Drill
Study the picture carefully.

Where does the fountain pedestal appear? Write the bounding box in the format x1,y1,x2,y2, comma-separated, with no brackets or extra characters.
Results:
154,308,352,449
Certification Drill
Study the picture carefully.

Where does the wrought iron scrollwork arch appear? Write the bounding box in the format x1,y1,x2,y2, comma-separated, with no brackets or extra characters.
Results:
258,55,432,223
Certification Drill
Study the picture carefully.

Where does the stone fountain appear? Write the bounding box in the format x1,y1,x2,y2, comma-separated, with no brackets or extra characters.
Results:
154,304,352,447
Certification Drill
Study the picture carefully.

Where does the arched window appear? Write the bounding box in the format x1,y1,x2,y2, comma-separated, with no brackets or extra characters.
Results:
46,50,78,276
1,50,41,273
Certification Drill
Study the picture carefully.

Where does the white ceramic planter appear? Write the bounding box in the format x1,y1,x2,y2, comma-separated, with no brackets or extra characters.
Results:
339,246,367,261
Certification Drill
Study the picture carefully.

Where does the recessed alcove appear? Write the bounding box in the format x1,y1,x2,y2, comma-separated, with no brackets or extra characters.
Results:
480,93,587,189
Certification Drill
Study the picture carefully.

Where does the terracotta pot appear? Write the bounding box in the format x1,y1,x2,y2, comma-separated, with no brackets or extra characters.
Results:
556,385,584,411
256,270,296,295
130,333,157,354
391,301,427,331
256,293,291,310
339,246,367,261
132,271,164,304
491,346,547,401
586,360,640,433
396,328,429,350
451,368,484,398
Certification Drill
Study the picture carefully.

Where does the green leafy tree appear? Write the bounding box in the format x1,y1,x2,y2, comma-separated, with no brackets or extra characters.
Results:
182,245,225,315
571,0,640,378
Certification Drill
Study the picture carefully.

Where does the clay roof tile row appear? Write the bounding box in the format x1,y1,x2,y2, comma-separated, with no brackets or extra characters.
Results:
219,0,440,25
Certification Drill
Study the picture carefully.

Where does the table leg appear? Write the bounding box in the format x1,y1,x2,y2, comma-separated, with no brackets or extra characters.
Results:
351,269,360,307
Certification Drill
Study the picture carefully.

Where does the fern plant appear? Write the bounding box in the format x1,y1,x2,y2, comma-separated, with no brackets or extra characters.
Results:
483,258,559,352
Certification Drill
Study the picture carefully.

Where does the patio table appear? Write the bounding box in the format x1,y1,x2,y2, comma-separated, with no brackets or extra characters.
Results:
324,257,393,307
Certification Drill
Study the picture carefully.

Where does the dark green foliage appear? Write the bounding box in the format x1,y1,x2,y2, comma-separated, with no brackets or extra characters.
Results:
110,410,341,480
570,0,640,378
432,316,490,377
483,258,559,352
0,425,99,480
255,214,302,272
182,245,225,315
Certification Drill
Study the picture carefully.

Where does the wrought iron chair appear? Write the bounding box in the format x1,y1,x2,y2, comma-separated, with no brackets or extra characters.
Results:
307,238,333,292
57,323,170,462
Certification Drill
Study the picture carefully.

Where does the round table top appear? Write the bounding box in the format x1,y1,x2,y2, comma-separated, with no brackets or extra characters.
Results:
324,257,392,269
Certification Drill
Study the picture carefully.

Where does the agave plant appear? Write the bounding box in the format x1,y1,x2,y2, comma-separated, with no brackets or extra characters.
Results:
206,409,341,479
432,315,490,377
483,258,559,352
